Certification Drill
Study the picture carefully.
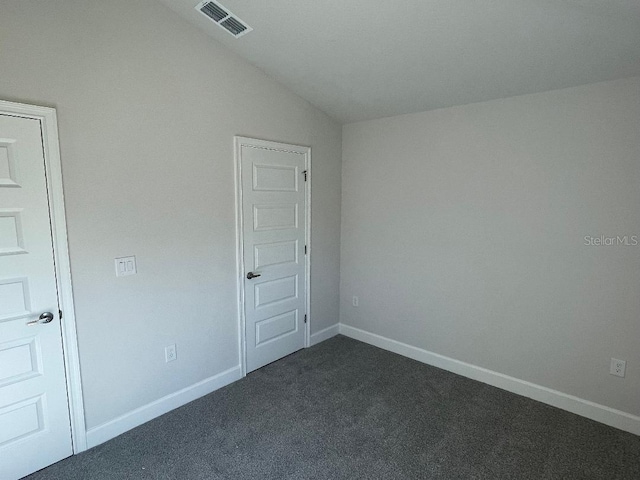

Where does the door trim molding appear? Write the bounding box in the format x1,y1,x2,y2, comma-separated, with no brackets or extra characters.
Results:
0,100,87,452
234,136,311,376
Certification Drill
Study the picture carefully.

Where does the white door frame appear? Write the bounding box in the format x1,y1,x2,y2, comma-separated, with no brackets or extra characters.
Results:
0,100,87,453
234,136,311,376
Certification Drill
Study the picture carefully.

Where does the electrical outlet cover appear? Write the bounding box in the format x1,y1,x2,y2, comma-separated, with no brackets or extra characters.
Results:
610,358,626,378
165,344,177,363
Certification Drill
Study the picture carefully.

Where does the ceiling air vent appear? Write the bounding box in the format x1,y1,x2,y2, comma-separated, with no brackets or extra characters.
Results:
195,1,253,38
200,1,227,22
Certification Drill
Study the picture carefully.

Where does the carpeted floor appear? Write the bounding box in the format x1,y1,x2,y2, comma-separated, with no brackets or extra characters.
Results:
26,335,640,479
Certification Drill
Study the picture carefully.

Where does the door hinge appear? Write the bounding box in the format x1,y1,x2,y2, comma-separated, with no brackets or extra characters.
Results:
59,309,63,320
304,314,307,324
304,245,307,255
303,170,308,182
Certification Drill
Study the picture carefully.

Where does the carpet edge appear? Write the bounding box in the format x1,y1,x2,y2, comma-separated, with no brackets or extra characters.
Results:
85,365,243,449
339,324,640,436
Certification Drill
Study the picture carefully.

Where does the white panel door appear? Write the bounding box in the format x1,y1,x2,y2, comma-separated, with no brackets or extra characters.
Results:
0,114,72,479
238,138,309,373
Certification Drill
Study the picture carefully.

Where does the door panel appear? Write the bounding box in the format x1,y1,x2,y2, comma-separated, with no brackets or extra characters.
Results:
255,310,298,346
254,275,298,309
253,204,298,231
239,139,309,373
0,114,72,479
254,240,298,270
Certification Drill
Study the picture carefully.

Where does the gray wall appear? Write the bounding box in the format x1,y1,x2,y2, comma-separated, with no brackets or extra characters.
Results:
0,0,341,429
341,77,640,417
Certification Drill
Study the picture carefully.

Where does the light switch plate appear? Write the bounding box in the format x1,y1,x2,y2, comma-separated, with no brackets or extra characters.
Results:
115,256,137,277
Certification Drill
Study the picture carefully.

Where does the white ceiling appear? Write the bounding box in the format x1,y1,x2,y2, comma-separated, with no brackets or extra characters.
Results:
158,0,640,123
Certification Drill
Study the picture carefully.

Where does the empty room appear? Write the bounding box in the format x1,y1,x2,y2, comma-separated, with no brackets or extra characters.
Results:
1,0,639,478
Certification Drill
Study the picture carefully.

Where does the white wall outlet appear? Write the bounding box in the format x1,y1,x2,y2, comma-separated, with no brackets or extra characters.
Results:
115,256,137,277
610,358,626,377
165,344,177,363
352,296,359,307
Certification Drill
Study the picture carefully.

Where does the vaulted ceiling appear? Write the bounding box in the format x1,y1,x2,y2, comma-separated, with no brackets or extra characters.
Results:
158,0,640,123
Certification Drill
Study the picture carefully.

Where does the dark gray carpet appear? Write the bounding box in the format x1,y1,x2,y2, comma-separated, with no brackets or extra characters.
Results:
26,335,640,479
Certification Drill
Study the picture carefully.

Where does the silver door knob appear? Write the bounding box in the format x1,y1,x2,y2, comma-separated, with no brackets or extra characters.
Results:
26,312,55,326
246,272,261,279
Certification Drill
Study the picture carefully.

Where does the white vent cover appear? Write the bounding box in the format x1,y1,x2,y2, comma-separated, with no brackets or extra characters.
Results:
195,1,253,38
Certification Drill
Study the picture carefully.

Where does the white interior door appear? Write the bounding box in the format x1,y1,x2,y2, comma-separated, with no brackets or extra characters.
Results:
237,137,309,373
0,113,72,479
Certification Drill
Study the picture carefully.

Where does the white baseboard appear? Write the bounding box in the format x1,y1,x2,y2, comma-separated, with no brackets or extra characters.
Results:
310,323,340,346
86,365,243,449
339,324,640,436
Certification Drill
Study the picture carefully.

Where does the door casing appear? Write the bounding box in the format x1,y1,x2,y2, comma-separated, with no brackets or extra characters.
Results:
0,100,87,453
234,136,311,376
